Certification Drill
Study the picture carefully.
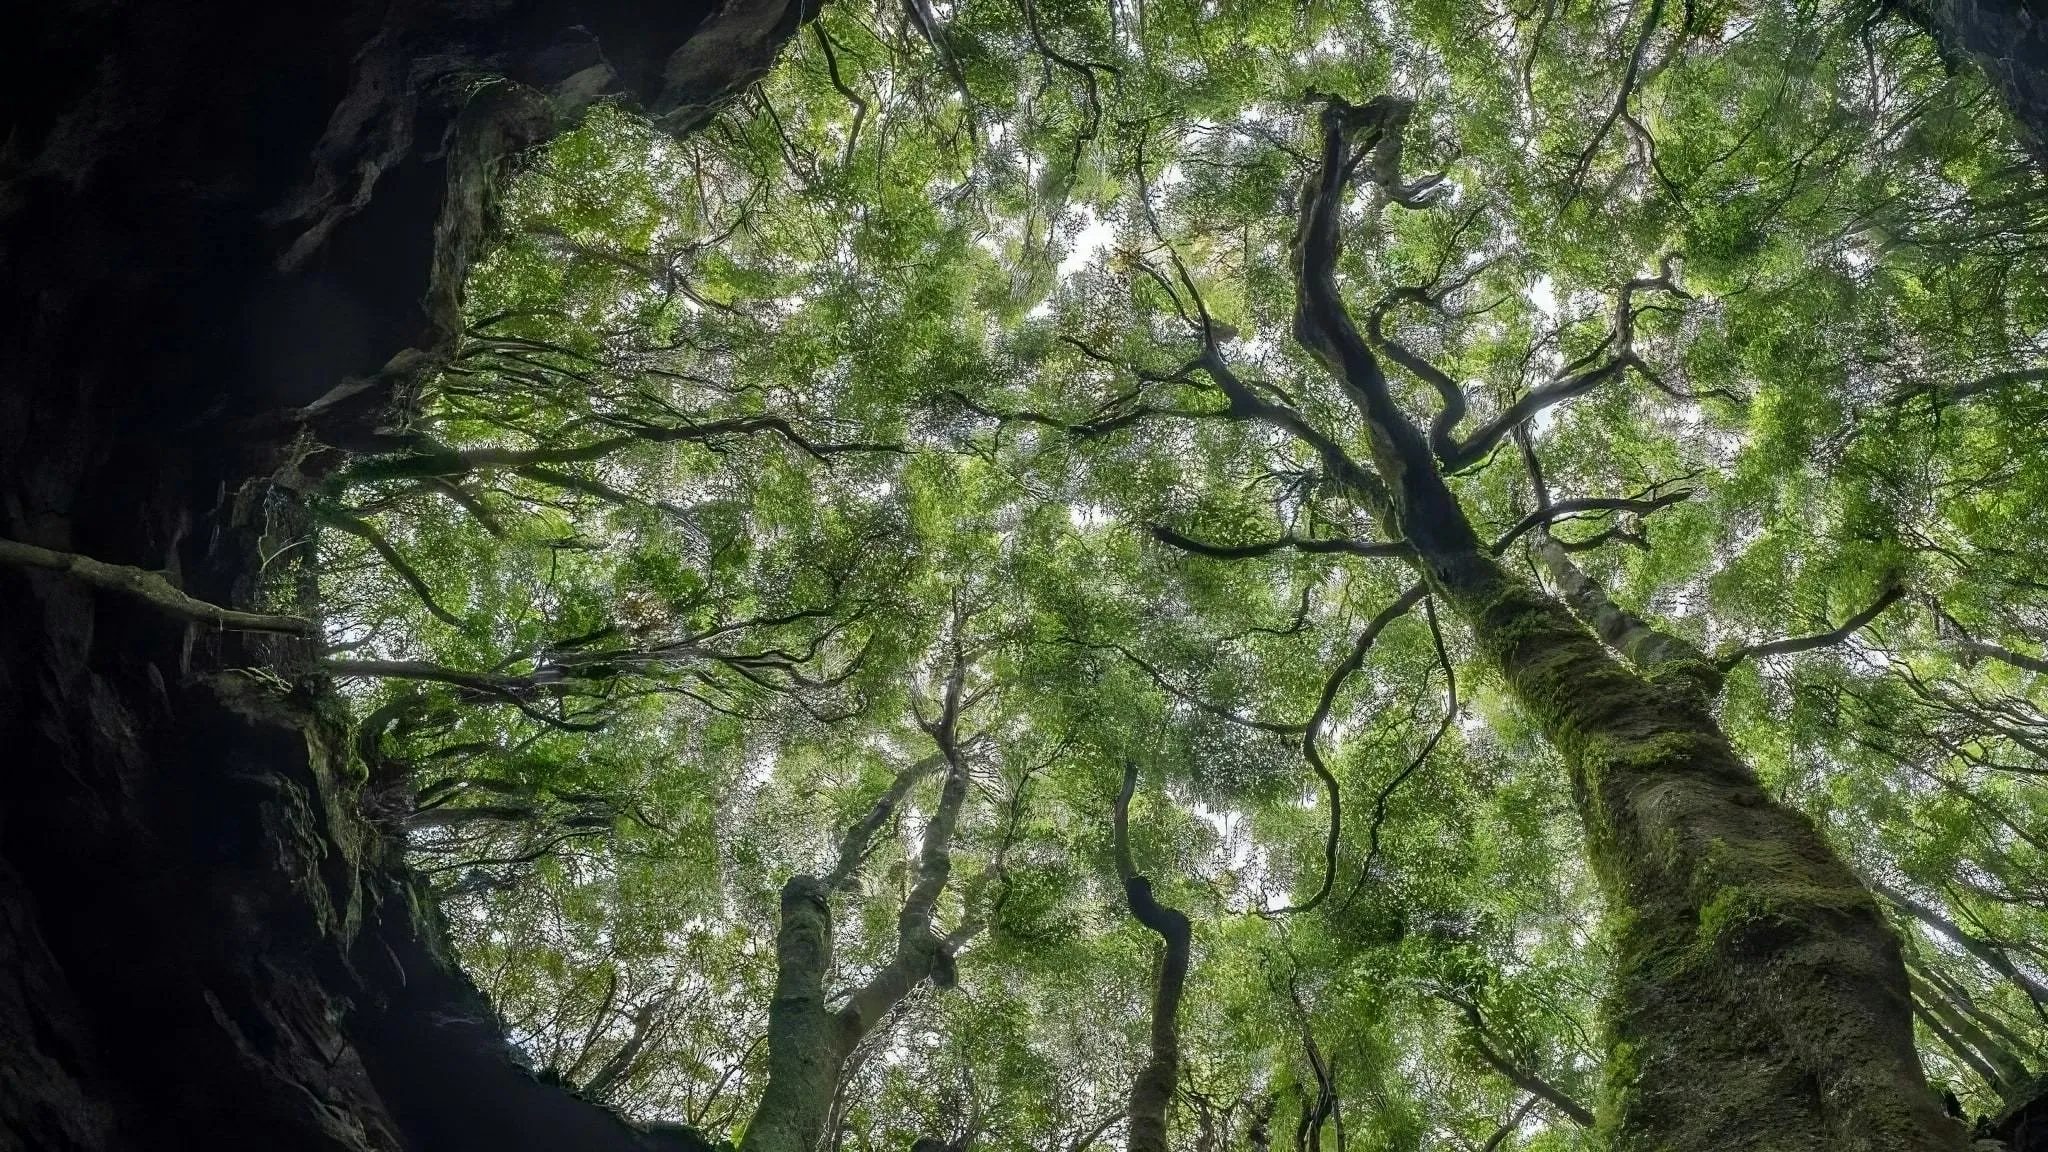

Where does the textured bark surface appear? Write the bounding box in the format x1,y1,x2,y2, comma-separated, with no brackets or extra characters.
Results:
0,1,806,1147
737,878,845,1152
1441,553,1960,1151
741,758,972,1152
1896,0,2048,169
1114,764,1191,1152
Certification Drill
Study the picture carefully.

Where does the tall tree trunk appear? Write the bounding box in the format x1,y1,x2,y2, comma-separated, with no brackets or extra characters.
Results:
741,710,976,1152
0,0,811,1146
1278,96,1966,1152
742,877,851,1152
1114,762,1192,1152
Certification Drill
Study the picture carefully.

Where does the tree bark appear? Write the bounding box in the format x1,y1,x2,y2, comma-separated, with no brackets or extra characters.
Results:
740,752,975,1152
1894,0,2048,171
1114,762,1192,1152
1284,97,1965,1152
0,0,812,1146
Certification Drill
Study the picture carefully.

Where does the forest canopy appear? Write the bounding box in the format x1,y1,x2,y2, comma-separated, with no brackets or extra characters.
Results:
305,0,2048,1146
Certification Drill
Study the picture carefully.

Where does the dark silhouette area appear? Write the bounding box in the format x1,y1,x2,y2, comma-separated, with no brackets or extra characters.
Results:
0,1,805,1146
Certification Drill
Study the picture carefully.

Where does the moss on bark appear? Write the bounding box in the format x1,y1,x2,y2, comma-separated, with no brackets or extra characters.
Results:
1429,550,1963,1151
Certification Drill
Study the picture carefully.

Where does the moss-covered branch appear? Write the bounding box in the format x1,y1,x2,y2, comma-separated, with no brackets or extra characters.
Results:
0,537,312,635
1282,93,1964,1151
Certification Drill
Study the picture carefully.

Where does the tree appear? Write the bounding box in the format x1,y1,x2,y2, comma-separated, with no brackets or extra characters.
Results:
301,0,2048,1144
0,0,819,1146
8,0,2048,1148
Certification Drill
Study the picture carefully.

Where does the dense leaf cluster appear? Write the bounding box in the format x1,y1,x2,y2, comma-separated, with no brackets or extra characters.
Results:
314,0,2048,1144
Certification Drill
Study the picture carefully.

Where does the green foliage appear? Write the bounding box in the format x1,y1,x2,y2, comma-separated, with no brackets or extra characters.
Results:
316,0,2048,1143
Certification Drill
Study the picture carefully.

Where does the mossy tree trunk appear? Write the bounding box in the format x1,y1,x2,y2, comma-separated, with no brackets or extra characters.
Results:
1894,0,2048,171
740,666,981,1152
1266,96,1968,1151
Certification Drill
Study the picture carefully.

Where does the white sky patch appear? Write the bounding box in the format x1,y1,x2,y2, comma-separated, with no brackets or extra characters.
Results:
1058,212,1116,281
1190,801,1257,872
1528,276,1565,434
1068,502,1112,530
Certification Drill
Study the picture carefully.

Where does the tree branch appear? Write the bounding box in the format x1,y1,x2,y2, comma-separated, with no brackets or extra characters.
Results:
1878,883,2048,1012
0,537,312,635
1559,0,1668,211
1491,488,1693,554
316,506,465,627
345,414,902,484
1148,523,1410,561
1717,583,1905,672
823,753,948,891
1340,596,1456,911
1454,998,1595,1128
1534,536,1717,692
1422,259,1689,473
1115,761,1192,1152
1260,583,1428,918
1891,365,2048,409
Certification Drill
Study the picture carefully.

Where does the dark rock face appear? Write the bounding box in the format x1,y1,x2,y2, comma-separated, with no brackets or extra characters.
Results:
1995,1075,2048,1152
0,2,756,1147
1896,0,2048,170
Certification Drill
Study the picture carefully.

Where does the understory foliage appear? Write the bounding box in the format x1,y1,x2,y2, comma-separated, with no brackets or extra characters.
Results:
315,0,2048,1144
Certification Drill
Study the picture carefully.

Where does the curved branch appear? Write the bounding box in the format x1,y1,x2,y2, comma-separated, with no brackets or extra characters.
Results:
1717,583,1905,672
578,994,672,1101
1490,488,1692,554
823,753,948,891
1369,291,1471,463
322,660,608,732
1148,523,1410,561
1260,583,1429,919
1070,637,1307,736
345,415,903,483
1115,762,1192,1152
836,750,973,1046
1017,0,1114,151
421,476,506,535
1452,996,1595,1128
1429,261,1689,473
810,24,868,165
316,506,464,627
0,537,312,635
1559,0,1667,211
1067,1111,1124,1152
1340,596,1456,911
1289,95,1477,557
